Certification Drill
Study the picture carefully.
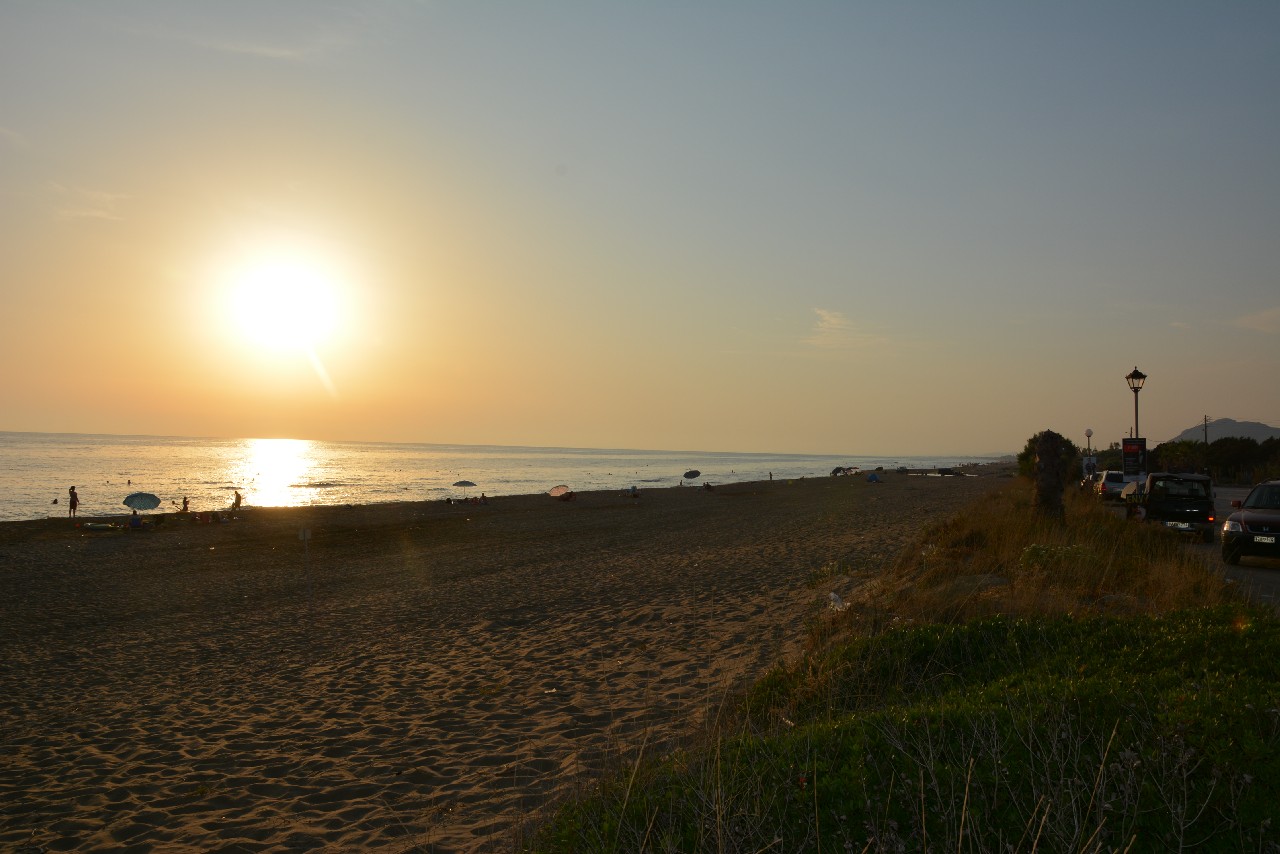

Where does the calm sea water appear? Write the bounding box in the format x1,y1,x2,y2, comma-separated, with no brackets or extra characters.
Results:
0,432,995,522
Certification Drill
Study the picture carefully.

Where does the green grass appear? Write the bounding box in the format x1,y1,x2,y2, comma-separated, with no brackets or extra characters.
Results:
524,480,1280,853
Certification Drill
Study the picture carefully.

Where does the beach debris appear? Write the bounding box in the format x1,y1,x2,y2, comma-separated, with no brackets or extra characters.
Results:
828,592,847,612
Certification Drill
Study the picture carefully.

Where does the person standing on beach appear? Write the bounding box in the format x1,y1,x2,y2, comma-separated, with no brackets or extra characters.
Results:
232,490,242,510
68,486,79,517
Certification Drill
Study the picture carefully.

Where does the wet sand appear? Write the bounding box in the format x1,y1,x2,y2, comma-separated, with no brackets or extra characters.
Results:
0,470,1005,852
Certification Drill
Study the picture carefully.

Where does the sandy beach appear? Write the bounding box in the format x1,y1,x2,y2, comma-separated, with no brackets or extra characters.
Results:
0,470,1005,852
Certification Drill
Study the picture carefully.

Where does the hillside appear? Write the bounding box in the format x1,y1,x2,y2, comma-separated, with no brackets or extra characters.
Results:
1168,417,1279,444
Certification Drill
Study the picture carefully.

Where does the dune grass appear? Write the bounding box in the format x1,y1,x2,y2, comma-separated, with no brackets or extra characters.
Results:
524,479,1280,853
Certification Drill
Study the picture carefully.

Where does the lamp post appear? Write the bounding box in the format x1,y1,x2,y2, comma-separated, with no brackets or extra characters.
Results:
1125,367,1147,438
1085,428,1092,454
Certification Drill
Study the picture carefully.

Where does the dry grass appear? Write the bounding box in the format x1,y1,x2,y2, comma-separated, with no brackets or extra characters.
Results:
838,478,1233,627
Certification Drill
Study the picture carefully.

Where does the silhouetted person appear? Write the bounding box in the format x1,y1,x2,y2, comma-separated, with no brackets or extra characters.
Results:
232,490,243,510
68,486,79,518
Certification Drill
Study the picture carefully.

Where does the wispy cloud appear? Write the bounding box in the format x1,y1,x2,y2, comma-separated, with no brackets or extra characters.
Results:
50,183,130,222
0,125,28,149
192,32,350,61
803,308,885,351
129,13,358,63
1235,307,1280,335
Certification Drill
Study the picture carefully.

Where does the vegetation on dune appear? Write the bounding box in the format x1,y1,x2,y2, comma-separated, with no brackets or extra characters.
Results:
525,473,1280,853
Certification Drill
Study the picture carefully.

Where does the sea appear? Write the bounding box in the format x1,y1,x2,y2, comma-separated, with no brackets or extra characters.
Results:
0,431,998,522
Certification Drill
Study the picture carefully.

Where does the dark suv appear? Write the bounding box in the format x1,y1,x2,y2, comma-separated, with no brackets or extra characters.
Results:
1222,480,1280,565
1122,472,1216,542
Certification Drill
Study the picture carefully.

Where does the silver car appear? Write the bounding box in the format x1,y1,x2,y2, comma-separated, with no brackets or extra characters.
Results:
1095,470,1139,501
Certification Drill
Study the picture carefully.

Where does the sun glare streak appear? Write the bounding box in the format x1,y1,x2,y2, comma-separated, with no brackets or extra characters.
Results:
307,348,338,398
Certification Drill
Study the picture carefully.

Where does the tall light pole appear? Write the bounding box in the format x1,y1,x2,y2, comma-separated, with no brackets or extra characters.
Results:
1085,428,1093,454
1125,367,1147,438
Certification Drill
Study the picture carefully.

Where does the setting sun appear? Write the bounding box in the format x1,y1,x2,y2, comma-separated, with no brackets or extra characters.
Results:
226,252,343,353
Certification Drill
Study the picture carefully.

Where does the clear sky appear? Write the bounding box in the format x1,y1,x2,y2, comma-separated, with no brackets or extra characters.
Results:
2,2,1277,456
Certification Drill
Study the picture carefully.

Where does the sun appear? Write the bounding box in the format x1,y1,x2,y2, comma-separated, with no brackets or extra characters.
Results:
226,252,342,353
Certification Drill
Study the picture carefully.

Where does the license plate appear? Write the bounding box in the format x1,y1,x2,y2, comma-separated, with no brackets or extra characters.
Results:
1255,535,1277,544
1165,522,1191,530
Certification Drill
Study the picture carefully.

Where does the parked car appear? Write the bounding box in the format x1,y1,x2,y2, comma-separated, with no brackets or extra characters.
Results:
1120,472,1216,542
1095,470,1139,501
1221,479,1280,565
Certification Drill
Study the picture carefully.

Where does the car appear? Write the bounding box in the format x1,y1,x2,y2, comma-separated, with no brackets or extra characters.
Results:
1222,480,1280,565
1121,472,1216,542
1095,470,1140,501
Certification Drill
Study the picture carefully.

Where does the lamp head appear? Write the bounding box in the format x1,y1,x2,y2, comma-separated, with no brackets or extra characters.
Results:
1125,367,1147,392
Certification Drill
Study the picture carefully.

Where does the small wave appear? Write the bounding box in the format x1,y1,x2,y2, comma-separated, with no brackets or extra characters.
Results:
292,481,346,489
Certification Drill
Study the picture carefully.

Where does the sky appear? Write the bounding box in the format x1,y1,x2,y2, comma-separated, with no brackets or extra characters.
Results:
2,2,1277,457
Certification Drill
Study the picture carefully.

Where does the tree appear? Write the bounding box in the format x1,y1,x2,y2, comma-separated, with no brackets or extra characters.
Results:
1017,430,1078,480
1149,439,1204,473
1209,437,1261,484
1018,430,1075,519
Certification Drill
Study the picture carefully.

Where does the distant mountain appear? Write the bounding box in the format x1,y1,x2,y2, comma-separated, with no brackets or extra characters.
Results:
1168,418,1280,444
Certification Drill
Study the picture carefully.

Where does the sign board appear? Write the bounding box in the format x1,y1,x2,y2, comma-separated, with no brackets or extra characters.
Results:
1121,438,1146,476
1082,456,1098,477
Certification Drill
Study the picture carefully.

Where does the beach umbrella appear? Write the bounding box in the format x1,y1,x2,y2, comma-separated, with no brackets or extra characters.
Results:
123,492,161,511
453,480,476,496
683,470,701,480
548,485,571,498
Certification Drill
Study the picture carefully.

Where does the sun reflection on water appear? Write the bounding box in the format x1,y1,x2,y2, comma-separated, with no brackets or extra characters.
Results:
235,438,316,508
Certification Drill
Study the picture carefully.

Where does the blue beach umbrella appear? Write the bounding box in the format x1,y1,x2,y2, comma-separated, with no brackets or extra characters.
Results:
123,492,161,511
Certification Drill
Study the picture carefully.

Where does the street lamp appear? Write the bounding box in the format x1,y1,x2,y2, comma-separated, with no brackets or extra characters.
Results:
1125,367,1147,438
1085,428,1093,454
